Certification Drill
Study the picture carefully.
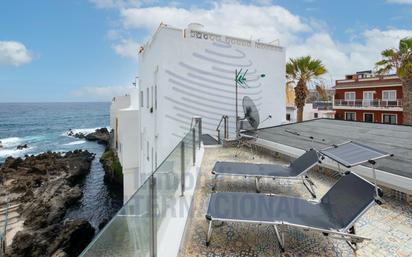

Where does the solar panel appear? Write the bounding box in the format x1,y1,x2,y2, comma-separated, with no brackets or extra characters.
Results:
320,141,393,168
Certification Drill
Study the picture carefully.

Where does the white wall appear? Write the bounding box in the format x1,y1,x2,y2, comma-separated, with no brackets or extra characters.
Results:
117,107,140,202
286,103,335,123
110,88,141,202
110,95,131,130
138,24,286,182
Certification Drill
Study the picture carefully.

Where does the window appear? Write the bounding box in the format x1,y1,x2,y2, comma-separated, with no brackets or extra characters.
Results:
146,141,150,160
314,113,319,119
151,86,154,109
382,90,396,101
155,84,158,110
146,88,149,108
382,114,397,125
344,92,356,101
140,91,144,108
363,91,374,106
345,112,356,121
364,113,374,123
286,113,291,121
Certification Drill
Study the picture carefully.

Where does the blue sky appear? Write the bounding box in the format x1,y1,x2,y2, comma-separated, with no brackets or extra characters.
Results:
1,0,411,102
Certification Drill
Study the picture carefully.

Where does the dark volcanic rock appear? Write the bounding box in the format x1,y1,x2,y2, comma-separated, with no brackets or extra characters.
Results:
48,220,95,257
16,144,28,150
85,128,110,146
0,150,96,257
70,128,110,146
7,219,95,257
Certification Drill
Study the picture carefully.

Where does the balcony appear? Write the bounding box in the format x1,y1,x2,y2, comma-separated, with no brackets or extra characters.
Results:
333,99,403,110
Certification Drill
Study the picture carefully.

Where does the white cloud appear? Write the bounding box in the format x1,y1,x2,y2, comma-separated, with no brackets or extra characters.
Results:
288,28,412,78
95,1,411,81
0,41,32,66
71,86,132,101
386,0,412,4
120,3,311,45
112,39,140,61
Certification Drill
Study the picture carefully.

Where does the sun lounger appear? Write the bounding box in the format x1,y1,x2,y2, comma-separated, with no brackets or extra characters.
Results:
212,149,320,197
205,172,381,251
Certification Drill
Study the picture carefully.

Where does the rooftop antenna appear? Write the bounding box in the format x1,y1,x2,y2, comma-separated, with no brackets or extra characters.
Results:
234,69,266,138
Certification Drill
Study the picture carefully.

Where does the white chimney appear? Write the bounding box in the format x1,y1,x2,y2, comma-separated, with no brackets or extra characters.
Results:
188,23,204,31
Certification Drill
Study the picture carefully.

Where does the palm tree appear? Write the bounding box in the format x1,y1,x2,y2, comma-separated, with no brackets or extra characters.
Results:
376,37,412,125
286,56,327,122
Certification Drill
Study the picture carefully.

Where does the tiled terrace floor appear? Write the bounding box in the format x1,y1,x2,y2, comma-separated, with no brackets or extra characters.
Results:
179,147,412,257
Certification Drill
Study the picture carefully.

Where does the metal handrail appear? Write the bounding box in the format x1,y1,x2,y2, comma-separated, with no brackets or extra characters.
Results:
334,99,403,108
0,201,9,256
216,115,229,144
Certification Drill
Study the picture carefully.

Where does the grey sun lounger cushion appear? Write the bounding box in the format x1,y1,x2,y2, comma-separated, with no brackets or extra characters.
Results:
206,172,376,230
320,141,392,168
213,149,319,177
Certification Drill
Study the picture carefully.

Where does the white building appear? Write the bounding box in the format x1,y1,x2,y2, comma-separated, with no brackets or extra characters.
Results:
286,102,335,123
113,23,287,201
109,88,140,201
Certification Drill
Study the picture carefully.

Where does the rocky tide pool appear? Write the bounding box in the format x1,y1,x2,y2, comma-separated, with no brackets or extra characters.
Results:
0,102,123,257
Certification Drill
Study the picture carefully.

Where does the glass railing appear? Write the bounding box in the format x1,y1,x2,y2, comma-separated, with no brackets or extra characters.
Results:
80,118,202,257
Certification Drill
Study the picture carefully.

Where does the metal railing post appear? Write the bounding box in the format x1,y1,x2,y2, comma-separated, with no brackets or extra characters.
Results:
198,118,202,149
192,128,196,165
181,141,185,196
150,176,157,257
224,116,229,139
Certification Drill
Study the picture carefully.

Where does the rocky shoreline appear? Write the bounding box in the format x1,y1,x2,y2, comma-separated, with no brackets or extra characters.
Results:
0,151,96,257
72,128,123,191
68,128,110,146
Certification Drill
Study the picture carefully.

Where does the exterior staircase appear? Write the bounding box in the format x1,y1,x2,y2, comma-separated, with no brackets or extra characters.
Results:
0,202,21,256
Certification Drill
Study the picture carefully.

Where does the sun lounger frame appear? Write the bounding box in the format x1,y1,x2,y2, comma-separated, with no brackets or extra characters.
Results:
212,149,320,197
205,172,380,252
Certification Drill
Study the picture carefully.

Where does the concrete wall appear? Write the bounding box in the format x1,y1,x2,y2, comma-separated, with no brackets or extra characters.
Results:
110,88,140,201
138,24,286,183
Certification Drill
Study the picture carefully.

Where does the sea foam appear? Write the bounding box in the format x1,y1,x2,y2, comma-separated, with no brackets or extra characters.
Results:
64,140,86,146
0,137,23,147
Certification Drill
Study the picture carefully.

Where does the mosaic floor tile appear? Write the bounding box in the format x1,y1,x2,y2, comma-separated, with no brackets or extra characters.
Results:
179,147,412,257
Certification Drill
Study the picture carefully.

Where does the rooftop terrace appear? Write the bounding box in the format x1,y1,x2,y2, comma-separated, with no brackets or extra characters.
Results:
180,146,412,256
79,119,412,257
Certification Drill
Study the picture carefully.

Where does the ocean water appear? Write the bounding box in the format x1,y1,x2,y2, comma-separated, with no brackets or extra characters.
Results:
0,102,122,229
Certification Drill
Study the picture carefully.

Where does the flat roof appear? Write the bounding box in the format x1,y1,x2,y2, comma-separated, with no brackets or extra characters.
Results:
257,119,412,179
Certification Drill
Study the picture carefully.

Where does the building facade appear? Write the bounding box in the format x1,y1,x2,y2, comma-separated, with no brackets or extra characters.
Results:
111,23,287,201
334,71,403,124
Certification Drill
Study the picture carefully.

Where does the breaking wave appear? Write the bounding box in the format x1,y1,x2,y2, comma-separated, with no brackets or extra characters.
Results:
63,140,86,146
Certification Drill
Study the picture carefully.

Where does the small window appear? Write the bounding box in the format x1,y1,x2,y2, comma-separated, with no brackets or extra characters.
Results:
151,86,153,108
146,88,149,108
140,91,144,108
382,114,397,124
345,112,356,121
155,85,158,110
344,92,355,101
146,141,150,161
286,114,291,121
382,90,396,101
314,113,319,119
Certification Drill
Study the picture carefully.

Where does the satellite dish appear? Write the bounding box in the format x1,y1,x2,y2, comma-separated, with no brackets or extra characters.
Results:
242,96,260,129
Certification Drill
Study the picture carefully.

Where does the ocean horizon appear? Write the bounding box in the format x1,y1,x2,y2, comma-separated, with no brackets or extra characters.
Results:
0,102,111,162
